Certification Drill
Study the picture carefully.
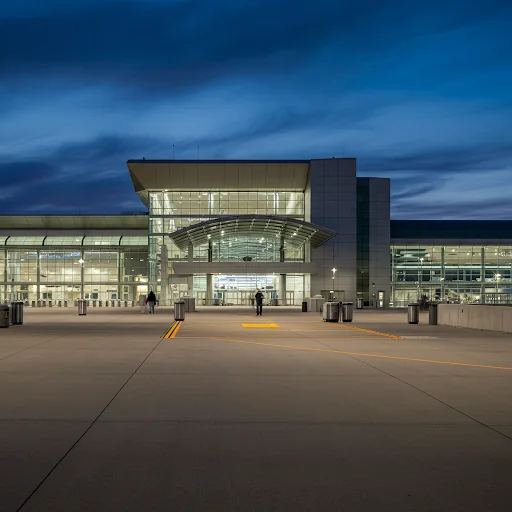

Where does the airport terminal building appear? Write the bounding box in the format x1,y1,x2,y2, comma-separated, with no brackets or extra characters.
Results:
1,158,512,307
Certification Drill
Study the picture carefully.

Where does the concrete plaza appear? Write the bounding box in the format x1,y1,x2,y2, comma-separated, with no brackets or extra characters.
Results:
1,306,512,511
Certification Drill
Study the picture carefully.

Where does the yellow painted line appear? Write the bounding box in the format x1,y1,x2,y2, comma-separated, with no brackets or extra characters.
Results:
161,322,176,338
209,337,512,371
168,321,182,338
242,323,280,328
161,320,183,339
331,323,403,340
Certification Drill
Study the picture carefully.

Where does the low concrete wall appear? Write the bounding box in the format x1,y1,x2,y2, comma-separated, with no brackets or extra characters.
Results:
438,304,512,333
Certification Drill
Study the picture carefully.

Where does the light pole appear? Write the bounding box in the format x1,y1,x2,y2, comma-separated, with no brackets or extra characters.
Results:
79,258,85,300
495,273,501,303
418,257,424,301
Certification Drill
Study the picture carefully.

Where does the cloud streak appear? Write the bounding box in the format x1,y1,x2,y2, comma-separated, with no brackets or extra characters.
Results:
0,0,511,218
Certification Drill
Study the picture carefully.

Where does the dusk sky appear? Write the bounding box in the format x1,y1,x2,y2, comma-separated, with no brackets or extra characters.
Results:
0,0,511,218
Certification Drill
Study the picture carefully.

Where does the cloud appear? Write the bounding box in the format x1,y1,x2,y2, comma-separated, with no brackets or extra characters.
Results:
1,0,509,94
0,0,511,219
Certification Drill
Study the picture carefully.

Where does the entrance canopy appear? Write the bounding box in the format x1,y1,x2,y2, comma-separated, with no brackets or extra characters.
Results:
168,215,336,250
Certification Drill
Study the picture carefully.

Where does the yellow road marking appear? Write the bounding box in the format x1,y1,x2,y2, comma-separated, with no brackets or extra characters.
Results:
209,337,512,371
331,323,403,340
161,320,183,339
242,323,280,328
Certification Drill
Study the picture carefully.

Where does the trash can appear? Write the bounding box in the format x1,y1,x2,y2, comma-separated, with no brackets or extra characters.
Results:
117,300,122,307
11,302,23,325
341,302,354,322
356,298,364,310
64,300,68,307
408,303,419,324
48,300,52,307
58,300,62,307
98,300,102,307
124,300,128,307
302,301,308,312
31,300,36,308
78,299,87,316
0,305,9,328
429,303,438,325
322,302,339,322
174,300,185,321
92,300,97,307
42,300,46,307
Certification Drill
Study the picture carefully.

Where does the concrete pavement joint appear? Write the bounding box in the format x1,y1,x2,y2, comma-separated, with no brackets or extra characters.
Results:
332,349,512,443
14,334,167,512
208,337,512,371
0,316,140,363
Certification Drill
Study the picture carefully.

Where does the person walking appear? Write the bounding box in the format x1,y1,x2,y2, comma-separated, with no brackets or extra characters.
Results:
146,290,157,314
255,289,264,316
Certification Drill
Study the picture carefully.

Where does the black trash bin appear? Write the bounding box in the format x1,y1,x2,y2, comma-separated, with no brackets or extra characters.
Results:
302,301,308,312
429,303,438,325
0,305,9,328
11,302,23,325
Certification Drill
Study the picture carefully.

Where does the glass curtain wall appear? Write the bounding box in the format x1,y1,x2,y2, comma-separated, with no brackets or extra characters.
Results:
0,237,148,304
148,190,306,304
391,244,512,306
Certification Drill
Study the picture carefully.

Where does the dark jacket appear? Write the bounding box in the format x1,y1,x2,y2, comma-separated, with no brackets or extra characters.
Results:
255,292,264,305
147,291,157,303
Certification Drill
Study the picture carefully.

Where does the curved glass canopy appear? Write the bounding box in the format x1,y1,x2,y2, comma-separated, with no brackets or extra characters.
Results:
168,215,336,250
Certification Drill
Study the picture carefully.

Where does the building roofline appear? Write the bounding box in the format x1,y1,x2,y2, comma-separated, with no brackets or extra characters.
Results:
127,159,311,164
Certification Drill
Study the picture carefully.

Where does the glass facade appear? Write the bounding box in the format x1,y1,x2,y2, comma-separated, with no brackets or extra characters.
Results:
148,190,307,304
391,244,512,306
0,238,148,304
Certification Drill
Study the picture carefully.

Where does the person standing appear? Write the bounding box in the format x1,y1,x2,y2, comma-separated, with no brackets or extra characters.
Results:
255,289,264,316
147,290,157,314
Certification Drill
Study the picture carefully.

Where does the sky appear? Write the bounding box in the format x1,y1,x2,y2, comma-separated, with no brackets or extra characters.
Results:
0,0,511,218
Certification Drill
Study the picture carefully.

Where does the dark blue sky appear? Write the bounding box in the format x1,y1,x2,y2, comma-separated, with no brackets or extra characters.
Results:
1,0,511,218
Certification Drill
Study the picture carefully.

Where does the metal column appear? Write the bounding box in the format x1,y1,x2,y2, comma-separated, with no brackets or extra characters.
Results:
480,247,486,304
279,273,287,305
206,273,214,306
187,275,194,296
117,250,122,304
160,244,168,305
441,247,445,301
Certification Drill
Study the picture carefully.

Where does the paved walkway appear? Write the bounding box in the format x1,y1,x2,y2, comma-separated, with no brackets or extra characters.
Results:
2,306,512,511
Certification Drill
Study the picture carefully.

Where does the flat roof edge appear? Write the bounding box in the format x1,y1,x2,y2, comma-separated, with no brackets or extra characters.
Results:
127,159,311,164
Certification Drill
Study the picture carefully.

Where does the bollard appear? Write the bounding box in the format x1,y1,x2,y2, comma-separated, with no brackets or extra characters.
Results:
408,303,419,324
